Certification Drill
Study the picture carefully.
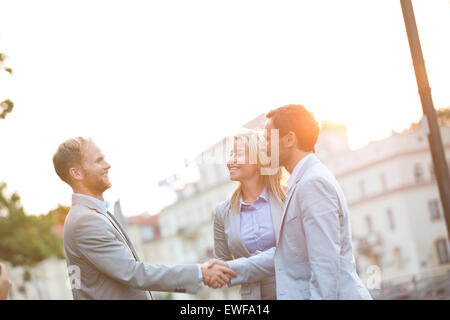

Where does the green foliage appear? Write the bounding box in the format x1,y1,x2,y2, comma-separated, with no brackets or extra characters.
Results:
0,50,64,280
0,51,14,119
0,182,65,267
46,204,70,226
22,270,31,282
436,107,450,125
0,99,14,119
0,52,12,75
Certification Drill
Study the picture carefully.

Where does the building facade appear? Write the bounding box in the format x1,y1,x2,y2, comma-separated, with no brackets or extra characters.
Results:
321,126,450,298
7,258,72,300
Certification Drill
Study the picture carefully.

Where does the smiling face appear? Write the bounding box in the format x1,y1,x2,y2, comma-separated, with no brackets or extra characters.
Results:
227,138,259,182
78,142,112,194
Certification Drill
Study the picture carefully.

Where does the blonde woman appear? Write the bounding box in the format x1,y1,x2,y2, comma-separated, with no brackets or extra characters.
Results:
213,131,286,300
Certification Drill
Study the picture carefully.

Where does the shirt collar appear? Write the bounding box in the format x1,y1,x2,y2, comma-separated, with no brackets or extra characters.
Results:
287,153,315,190
73,193,110,213
240,187,269,207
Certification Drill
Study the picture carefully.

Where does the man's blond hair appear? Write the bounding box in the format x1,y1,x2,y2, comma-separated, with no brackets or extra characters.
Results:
52,137,92,185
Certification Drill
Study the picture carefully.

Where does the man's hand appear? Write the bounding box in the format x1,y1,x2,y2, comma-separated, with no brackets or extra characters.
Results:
0,263,12,300
201,260,237,289
206,258,229,269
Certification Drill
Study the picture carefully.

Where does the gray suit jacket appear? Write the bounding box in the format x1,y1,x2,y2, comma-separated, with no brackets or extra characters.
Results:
63,195,199,300
214,192,283,300
227,154,372,300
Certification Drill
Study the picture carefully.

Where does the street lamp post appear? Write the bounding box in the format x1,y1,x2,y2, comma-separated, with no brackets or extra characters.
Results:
400,0,450,239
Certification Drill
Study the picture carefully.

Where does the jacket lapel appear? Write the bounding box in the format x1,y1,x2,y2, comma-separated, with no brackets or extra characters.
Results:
268,193,283,244
280,154,321,227
72,195,137,260
106,211,141,261
96,209,138,260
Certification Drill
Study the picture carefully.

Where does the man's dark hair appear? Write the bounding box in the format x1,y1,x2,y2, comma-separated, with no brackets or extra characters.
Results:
266,104,320,152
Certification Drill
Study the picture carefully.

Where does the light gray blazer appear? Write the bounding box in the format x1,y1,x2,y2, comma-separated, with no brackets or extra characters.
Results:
214,192,283,300
227,154,372,300
63,195,199,300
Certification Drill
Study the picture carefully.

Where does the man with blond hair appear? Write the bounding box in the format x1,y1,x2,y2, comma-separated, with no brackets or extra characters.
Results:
53,137,236,300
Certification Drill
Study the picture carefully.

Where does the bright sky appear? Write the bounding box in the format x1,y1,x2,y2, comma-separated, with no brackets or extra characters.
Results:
0,0,449,217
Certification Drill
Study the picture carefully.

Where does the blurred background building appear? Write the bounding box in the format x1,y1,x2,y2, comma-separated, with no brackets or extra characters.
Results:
6,222,72,300
6,257,71,300
320,123,450,299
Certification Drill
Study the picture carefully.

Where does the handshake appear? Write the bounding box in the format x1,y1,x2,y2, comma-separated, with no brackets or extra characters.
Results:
200,259,237,289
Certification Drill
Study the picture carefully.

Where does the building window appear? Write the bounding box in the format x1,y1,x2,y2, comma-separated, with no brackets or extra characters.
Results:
428,199,442,221
140,226,155,242
359,180,366,198
365,215,373,233
380,173,387,191
386,208,395,231
414,163,424,183
429,163,435,181
393,247,404,269
436,239,450,265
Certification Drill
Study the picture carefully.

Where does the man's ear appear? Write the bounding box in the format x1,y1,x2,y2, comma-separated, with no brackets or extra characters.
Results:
68,167,83,181
285,131,297,148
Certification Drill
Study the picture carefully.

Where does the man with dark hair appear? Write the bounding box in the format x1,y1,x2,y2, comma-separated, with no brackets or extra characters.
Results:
266,104,320,154
209,104,371,300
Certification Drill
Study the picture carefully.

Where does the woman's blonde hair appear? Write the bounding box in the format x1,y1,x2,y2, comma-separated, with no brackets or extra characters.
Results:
229,130,286,213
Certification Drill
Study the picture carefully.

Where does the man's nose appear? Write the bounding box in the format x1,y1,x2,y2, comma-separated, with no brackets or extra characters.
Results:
227,156,237,165
105,161,111,169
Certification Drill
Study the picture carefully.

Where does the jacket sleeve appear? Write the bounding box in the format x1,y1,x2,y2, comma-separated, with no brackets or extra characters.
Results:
74,212,199,294
213,206,234,262
227,247,276,286
300,176,341,299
